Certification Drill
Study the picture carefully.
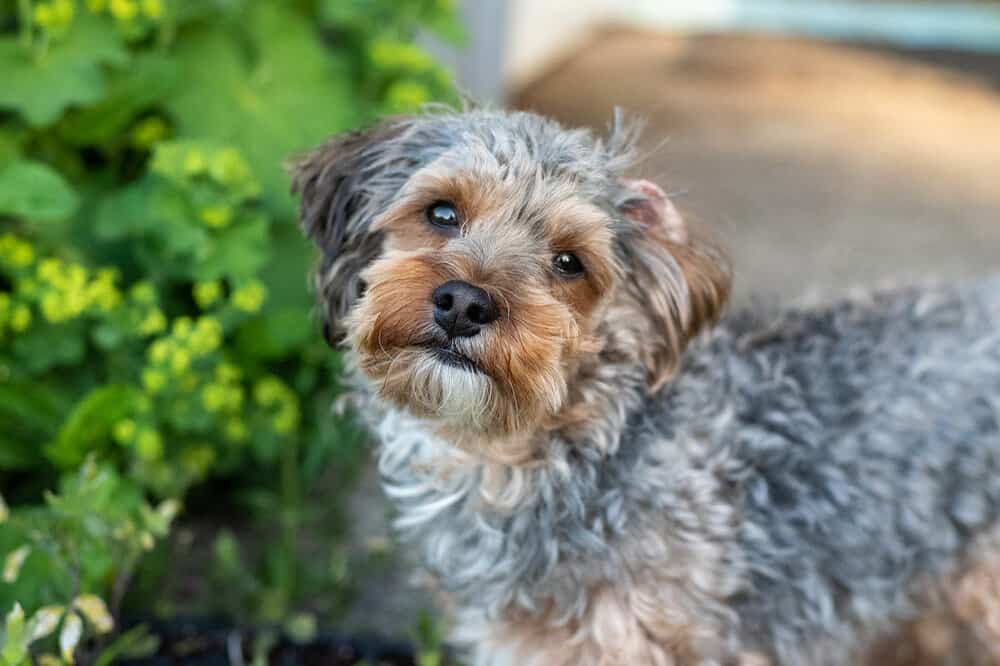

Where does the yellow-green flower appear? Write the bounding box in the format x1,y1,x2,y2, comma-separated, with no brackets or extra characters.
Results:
18,278,38,298
52,0,75,26
67,264,86,288
142,368,167,394
113,419,137,444
183,149,206,175
199,204,232,229
140,0,163,19
130,281,157,304
169,348,191,374
200,383,227,412
193,281,222,309
172,316,192,339
190,316,223,354
231,281,266,313
135,429,163,461
41,292,67,322
224,418,248,443
273,407,299,434
254,377,281,406
109,0,138,21
181,445,215,475
215,362,241,382
148,339,171,364
38,258,62,283
87,269,122,312
139,309,167,335
369,40,434,71
131,116,169,149
386,81,432,112
0,235,35,268
9,241,33,268
10,304,32,332
209,148,253,188
224,385,244,410
34,3,54,27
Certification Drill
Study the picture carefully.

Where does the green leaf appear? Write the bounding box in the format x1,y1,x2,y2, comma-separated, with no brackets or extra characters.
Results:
44,384,139,469
0,15,129,126
94,178,160,240
256,220,315,312
191,213,270,281
57,53,179,146
235,306,313,360
0,127,26,170
93,624,160,666
0,160,79,223
166,4,362,216
12,323,86,374
0,381,66,470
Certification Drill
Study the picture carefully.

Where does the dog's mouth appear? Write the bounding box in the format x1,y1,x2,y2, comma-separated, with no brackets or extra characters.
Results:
422,341,482,375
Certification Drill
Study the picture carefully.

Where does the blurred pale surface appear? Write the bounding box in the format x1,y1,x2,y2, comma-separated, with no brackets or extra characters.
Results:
515,30,1000,305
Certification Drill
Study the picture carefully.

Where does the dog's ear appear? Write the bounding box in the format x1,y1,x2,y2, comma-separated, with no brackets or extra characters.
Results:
619,179,731,389
290,117,412,344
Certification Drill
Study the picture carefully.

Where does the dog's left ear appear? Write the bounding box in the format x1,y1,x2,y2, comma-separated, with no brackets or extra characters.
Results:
290,117,412,344
619,179,731,389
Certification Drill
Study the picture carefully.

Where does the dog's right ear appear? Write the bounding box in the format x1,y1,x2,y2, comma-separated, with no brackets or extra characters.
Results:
290,117,412,344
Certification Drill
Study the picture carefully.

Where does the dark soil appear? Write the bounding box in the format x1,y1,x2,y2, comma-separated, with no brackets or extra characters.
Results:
118,619,417,666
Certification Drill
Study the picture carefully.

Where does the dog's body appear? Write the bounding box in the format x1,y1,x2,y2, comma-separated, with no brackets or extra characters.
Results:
294,109,1000,665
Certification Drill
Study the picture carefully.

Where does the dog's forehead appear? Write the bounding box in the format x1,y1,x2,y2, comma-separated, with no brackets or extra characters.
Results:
405,111,624,193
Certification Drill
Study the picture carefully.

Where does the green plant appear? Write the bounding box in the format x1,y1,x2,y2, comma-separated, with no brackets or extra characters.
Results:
0,458,172,665
1,0,460,634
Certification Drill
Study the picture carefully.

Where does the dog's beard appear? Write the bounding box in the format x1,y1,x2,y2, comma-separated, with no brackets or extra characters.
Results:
348,299,580,441
377,345,495,429
353,333,571,438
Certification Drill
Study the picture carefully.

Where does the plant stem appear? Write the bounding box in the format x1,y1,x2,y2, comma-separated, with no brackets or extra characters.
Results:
278,434,301,612
17,0,33,50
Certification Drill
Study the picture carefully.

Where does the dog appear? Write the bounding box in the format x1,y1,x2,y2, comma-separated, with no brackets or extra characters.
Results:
292,108,1000,665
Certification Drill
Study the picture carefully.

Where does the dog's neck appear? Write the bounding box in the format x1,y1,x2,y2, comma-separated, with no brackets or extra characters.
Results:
349,331,651,510
347,335,744,629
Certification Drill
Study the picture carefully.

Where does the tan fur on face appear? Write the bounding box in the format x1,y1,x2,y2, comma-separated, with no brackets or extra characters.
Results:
347,152,731,463
348,159,623,455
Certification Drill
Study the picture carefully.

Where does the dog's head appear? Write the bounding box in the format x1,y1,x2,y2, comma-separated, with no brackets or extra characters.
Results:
293,110,729,452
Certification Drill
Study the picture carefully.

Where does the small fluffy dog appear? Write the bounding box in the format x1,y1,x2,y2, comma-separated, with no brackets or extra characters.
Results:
293,109,1000,665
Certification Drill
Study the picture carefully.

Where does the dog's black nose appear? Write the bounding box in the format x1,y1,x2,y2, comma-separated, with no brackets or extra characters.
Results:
432,280,498,338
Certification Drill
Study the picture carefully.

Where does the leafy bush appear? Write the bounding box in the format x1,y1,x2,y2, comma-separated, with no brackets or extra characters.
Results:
0,0,460,659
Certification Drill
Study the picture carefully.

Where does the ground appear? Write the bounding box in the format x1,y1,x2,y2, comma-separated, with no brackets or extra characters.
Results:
341,28,1000,660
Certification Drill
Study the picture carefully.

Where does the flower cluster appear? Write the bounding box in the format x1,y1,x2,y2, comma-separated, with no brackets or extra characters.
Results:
0,236,130,344
87,0,165,32
32,0,75,34
151,142,260,232
254,376,301,435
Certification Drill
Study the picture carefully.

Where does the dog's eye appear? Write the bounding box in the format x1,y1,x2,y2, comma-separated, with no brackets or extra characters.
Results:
553,252,584,277
426,201,460,230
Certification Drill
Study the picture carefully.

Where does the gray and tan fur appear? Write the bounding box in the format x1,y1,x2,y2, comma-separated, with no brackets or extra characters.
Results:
292,108,1000,665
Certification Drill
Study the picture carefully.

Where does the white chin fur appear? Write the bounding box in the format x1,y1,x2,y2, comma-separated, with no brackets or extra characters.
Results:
409,352,493,427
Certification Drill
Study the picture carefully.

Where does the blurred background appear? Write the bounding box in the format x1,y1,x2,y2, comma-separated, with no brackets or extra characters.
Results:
0,1,998,665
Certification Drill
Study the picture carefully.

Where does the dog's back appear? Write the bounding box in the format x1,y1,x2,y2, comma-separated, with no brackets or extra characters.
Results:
650,275,1000,662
